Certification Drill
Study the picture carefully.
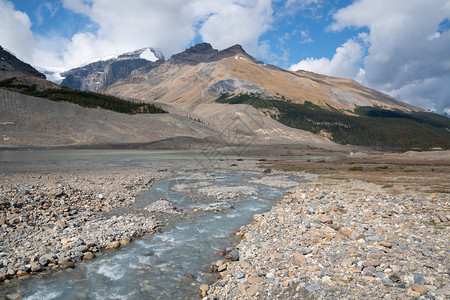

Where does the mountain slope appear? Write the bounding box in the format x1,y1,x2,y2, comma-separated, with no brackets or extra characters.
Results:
0,45,59,91
0,46,45,79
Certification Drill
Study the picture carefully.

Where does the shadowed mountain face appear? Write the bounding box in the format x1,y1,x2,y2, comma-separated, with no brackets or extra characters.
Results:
61,48,164,92
0,46,46,79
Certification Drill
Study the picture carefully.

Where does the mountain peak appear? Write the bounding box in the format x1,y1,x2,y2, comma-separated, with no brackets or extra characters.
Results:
211,44,262,64
168,43,262,66
168,43,218,65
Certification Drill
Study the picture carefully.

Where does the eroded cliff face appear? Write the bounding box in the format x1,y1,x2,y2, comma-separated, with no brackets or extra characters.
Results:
61,48,164,92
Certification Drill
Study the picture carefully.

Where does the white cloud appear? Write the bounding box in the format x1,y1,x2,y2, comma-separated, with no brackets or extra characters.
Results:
0,0,276,70
290,38,364,79
291,0,450,113
198,0,273,56
0,0,35,63
35,2,59,26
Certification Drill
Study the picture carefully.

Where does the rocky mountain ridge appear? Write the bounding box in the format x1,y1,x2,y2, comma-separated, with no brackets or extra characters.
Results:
61,47,164,92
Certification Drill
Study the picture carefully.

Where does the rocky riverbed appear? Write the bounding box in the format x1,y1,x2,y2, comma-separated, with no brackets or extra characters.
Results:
1,151,448,300
0,164,164,285
204,178,449,299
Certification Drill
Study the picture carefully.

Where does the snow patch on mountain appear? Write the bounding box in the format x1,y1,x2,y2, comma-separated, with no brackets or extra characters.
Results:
38,67,67,83
140,48,158,62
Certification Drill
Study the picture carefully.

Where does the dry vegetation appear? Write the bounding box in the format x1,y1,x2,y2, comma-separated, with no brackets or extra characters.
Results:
259,152,450,194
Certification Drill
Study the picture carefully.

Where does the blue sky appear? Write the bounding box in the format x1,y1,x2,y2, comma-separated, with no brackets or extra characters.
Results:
1,0,449,114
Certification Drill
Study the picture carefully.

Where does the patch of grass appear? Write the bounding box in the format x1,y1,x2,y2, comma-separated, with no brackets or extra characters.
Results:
342,276,354,283
382,184,394,189
376,165,389,170
263,168,272,173
348,166,363,171
404,170,418,172
237,158,244,161
230,163,238,167
258,158,267,161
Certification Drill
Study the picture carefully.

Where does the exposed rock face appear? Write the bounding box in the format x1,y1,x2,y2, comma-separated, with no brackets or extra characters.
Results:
168,43,218,65
61,48,164,92
167,43,260,65
0,45,46,79
208,78,277,100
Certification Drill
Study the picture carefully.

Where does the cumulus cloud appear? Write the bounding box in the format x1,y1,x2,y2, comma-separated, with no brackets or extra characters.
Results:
2,0,276,69
199,0,273,57
291,0,450,113
290,38,365,79
0,0,35,62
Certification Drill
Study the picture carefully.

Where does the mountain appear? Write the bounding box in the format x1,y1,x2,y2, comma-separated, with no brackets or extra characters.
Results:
0,46,46,79
100,43,449,149
0,45,60,91
106,43,420,111
2,43,447,149
0,48,224,148
61,47,164,92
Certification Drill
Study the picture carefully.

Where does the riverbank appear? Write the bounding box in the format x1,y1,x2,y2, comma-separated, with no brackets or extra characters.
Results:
0,163,167,285
203,154,450,299
0,156,269,289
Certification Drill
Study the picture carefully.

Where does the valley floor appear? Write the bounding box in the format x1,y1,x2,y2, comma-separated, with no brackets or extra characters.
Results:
0,149,448,299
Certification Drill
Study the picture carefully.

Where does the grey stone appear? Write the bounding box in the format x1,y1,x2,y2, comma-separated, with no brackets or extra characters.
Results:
236,270,245,279
217,264,227,272
19,265,30,272
230,250,240,261
38,256,49,266
414,273,425,285
19,189,29,195
305,284,321,293
74,245,89,253
365,236,380,242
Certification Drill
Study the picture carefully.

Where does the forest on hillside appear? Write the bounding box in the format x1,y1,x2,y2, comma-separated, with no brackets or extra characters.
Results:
216,93,450,149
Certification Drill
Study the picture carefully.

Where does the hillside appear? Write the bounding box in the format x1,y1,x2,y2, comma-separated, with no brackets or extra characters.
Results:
0,89,220,148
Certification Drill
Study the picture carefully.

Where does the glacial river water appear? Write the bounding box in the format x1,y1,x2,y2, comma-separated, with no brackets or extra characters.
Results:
0,149,307,299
